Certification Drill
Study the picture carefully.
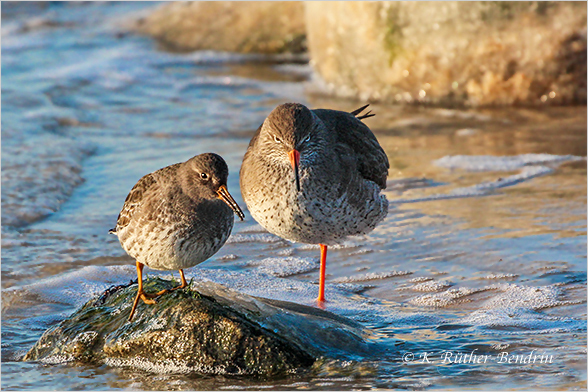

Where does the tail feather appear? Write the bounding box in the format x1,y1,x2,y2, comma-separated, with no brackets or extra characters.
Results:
357,111,375,120
350,104,375,120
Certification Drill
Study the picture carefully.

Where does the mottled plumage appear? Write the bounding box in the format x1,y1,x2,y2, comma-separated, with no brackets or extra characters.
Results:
240,103,388,303
112,153,244,321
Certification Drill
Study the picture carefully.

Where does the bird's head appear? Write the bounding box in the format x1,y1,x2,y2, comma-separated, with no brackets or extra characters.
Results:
258,103,327,191
182,153,244,220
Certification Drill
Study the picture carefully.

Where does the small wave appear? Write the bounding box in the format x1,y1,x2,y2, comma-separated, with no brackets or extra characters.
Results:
410,286,499,308
104,357,236,376
2,265,136,309
393,166,552,204
434,153,583,172
391,153,585,204
1,133,96,228
332,283,374,294
244,256,319,277
332,271,413,283
480,273,519,280
226,233,285,244
461,284,587,334
409,280,453,292
177,75,259,92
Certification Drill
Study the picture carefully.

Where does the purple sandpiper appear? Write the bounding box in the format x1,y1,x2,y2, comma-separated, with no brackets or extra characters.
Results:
110,153,244,321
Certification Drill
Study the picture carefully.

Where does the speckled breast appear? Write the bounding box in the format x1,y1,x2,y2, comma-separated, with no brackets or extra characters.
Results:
120,201,235,271
242,163,388,246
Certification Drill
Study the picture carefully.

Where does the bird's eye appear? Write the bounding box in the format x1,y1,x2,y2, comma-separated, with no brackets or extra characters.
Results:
273,135,282,144
200,172,209,180
303,134,311,143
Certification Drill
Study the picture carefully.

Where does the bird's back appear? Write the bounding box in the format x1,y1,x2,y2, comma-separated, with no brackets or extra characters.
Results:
113,163,181,235
312,108,389,189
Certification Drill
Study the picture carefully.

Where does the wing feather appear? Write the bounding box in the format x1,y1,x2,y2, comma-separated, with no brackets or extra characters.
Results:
313,107,389,189
112,173,157,233
111,163,182,233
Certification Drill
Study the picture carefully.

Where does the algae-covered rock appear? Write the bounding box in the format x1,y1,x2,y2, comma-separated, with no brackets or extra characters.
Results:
305,1,587,106
133,2,306,54
23,278,370,376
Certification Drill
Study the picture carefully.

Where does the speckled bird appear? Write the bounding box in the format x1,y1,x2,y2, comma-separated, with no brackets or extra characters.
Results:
240,103,389,304
110,153,244,321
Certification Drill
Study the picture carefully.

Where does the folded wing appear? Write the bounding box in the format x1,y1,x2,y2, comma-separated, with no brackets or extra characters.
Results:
313,106,389,189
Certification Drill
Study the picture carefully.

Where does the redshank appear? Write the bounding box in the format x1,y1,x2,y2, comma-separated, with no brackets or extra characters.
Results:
110,153,244,321
240,103,388,304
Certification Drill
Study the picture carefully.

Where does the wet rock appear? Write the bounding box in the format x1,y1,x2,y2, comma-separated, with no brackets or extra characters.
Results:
23,278,371,376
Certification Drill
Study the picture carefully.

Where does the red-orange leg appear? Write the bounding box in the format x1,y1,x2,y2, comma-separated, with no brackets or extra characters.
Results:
317,244,328,303
151,268,188,296
170,269,188,291
129,261,157,322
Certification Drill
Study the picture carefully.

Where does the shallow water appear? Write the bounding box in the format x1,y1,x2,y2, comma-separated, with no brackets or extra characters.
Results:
2,2,587,390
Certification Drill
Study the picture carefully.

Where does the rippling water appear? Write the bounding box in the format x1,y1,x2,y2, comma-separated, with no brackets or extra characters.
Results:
2,2,586,390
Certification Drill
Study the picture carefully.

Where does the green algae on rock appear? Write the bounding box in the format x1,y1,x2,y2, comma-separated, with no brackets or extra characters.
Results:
23,278,371,376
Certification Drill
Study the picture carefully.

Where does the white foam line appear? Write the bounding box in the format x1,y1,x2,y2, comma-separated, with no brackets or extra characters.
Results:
243,256,319,278
332,271,413,283
434,153,583,172
391,165,553,204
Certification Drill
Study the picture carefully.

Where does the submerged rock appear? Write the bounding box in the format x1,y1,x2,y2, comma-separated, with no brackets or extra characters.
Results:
23,278,371,376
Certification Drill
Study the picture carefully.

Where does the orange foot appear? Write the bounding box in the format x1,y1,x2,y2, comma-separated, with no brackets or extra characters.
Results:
128,265,189,321
316,298,326,310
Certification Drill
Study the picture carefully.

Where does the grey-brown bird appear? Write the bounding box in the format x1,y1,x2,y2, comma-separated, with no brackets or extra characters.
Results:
110,153,244,321
240,103,388,304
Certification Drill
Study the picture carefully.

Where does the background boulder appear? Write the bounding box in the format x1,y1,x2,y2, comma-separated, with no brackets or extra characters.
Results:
305,1,587,106
134,1,306,54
